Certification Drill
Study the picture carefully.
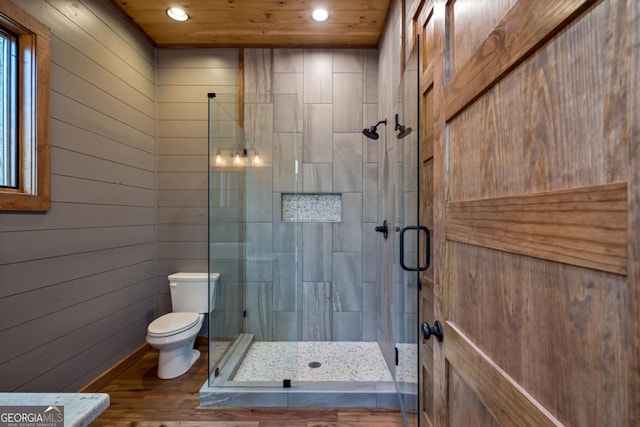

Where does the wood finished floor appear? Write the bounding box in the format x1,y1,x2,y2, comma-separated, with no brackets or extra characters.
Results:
92,342,413,427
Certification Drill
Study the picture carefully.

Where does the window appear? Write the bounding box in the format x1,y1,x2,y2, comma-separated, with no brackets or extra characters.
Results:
0,2,50,211
0,27,17,189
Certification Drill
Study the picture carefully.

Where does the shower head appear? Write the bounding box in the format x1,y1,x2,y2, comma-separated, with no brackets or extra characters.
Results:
362,119,387,140
396,125,412,139
394,113,412,139
362,127,379,140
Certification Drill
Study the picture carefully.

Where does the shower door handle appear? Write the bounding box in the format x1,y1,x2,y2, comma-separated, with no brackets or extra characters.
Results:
399,225,430,271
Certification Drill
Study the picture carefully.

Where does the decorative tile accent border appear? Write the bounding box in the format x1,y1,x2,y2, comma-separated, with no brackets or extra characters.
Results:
281,193,342,222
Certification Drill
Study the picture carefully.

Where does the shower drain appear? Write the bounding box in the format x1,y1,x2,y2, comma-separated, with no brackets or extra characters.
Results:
308,361,322,368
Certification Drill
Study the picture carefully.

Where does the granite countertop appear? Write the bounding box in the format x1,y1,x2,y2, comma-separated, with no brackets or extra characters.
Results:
0,393,109,427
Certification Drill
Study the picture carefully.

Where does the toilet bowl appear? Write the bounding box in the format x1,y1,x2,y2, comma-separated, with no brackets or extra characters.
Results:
146,312,204,379
146,272,219,379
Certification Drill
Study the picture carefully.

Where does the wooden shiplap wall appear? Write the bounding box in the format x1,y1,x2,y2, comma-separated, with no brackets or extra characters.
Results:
156,49,239,315
0,0,156,391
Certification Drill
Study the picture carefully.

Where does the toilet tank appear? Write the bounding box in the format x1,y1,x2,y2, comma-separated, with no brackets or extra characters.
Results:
168,272,220,313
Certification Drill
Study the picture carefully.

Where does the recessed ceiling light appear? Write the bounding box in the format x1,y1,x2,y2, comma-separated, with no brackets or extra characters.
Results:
311,8,330,22
166,7,189,22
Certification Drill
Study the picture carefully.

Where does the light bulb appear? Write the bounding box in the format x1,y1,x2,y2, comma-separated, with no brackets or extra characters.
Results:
234,153,242,165
311,8,330,22
215,153,222,165
253,153,261,166
166,7,189,22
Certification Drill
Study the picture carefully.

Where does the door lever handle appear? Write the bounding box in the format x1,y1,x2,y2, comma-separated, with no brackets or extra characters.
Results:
421,320,444,342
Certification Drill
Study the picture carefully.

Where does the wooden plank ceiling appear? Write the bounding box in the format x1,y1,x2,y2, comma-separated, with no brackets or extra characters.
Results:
109,0,391,48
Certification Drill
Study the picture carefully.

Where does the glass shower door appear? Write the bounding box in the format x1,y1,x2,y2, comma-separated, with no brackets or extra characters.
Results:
207,92,250,383
394,40,421,425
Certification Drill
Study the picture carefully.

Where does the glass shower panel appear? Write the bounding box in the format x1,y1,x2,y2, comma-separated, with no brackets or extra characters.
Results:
207,93,247,384
207,93,302,388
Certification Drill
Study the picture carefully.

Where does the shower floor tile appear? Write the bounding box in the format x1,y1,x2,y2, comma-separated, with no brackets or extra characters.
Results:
232,341,393,382
395,343,417,384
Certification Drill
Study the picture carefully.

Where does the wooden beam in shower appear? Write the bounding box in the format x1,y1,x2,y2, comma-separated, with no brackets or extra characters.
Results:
238,48,244,129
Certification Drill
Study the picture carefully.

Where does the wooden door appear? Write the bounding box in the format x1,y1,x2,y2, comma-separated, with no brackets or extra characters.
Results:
410,0,639,425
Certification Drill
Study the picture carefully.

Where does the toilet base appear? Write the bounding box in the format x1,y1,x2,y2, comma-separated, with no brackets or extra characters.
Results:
157,340,200,379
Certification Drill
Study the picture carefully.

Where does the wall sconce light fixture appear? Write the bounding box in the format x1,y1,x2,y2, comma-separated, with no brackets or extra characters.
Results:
213,148,261,168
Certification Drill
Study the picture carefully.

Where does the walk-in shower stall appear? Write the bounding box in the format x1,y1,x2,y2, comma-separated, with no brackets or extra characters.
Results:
199,46,422,426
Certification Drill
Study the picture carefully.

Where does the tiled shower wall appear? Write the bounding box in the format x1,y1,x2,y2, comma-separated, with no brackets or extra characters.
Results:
158,47,379,343
241,49,380,342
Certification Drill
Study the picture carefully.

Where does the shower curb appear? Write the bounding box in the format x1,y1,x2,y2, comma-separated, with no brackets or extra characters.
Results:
198,380,416,410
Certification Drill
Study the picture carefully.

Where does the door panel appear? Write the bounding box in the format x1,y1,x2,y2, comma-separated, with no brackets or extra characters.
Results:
444,0,602,122
448,0,518,77
448,363,501,427
419,279,435,427
446,242,627,424
418,0,639,425
445,322,561,425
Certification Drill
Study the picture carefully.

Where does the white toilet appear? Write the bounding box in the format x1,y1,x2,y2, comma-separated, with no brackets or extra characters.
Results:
146,272,219,379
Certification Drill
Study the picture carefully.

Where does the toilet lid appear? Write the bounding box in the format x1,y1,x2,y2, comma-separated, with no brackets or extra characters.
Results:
147,312,200,337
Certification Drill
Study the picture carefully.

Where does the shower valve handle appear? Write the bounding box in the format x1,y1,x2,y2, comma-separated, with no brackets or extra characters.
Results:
375,220,388,239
